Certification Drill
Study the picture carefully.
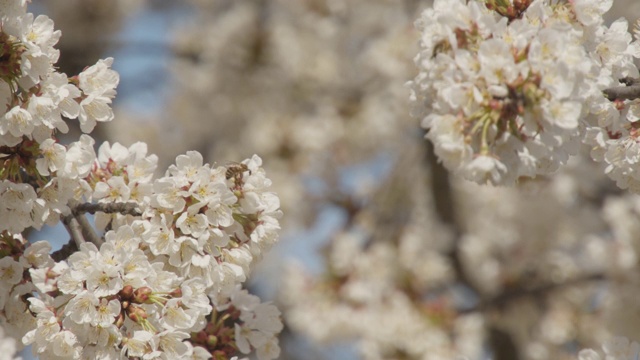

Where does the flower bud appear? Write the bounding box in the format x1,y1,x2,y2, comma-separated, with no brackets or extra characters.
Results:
126,304,148,323
119,285,134,300
132,286,153,304
207,335,218,348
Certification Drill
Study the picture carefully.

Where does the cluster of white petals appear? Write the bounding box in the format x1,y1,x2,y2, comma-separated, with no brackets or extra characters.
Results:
281,154,484,359
223,287,283,359
0,12,118,147
0,325,19,360
410,0,640,187
88,147,281,300
0,0,118,235
578,336,640,360
0,1,283,359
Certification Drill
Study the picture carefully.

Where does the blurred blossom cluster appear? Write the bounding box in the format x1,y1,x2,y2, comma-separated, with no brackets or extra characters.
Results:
113,0,422,228
579,336,640,360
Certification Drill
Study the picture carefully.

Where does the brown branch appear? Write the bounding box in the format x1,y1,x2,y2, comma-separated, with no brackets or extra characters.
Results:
457,274,604,360
50,240,79,262
62,214,85,249
54,201,140,260
489,326,521,360
424,138,477,292
74,212,103,246
459,273,605,314
65,200,103,247
603,77,640,101
52,201,142,261
72,202,142,216
424,135,519,360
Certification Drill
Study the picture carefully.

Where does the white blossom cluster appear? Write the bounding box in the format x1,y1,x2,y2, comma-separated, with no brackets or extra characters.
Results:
216,287,282,360
409,0,640,187
282,151,485,359
0,0,118,235
0,7,117,145
0,325,20,360
578,336,640,360
89,147,281,300
0,1,283,359
3,175,283,359
284,260,483,360
281,140,640,359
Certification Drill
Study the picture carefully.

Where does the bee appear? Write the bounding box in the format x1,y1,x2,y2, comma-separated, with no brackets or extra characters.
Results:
225,162,249,180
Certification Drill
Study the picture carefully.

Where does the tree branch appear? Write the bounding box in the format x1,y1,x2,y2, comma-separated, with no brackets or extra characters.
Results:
424,135,520,360
74,212,103,246
55,201,140,260
54,201,146,264
50,239,79,262
72,202,142,216
458,273,605,314
68,200,105,247
424,138,477,292
603,77,640,101
62,214,85,250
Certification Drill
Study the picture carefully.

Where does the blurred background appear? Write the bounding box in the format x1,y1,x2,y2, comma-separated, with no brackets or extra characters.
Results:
26,0,640,359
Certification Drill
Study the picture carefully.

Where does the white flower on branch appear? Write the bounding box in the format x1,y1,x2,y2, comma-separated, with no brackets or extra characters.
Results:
410,0,640,187
0,2,284,354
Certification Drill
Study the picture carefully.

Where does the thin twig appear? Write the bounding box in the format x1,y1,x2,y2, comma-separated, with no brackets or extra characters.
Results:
620,77,640,86
74,212,103,246
62,214,85,249
458,273,605,314
67,200,103,247
50,240,79,262
73,202,142,216
54,201,141,260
